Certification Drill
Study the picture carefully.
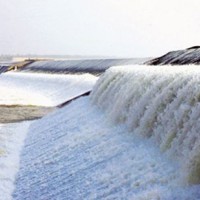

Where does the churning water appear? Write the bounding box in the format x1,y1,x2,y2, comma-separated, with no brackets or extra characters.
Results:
91,65,200,184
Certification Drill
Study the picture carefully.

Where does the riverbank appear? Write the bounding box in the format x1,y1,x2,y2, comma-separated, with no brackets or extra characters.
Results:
0,105,55,123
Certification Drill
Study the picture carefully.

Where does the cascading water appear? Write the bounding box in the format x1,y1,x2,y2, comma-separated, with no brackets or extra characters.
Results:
90,65,200,184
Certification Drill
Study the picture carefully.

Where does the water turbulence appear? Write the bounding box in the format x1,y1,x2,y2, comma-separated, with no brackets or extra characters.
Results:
91,65,200,184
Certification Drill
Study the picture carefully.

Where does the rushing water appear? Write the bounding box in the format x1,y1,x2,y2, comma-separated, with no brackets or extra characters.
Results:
2,65,200,199
91,65,200,184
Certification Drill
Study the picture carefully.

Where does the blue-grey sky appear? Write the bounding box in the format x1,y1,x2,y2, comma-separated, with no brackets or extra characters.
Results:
0,0,200,57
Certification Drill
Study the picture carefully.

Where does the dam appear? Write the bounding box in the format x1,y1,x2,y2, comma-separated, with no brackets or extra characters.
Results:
11,65,200,199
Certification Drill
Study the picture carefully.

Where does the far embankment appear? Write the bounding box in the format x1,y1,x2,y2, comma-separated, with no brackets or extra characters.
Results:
18,58,149,75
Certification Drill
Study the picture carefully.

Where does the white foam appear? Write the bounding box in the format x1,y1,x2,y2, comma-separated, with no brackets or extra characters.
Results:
2,65,200,199
13,97,200,199
0,122,31,200
91,65,200,184
0,72,97,106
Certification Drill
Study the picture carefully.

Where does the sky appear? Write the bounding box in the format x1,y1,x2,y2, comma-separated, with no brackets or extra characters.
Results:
0,0,200,57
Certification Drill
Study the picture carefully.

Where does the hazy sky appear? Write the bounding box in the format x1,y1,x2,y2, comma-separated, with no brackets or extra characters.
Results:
0,0,200,57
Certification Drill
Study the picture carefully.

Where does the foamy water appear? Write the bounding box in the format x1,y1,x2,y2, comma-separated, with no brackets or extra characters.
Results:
0,72,97,106
91,65,200,184
0,122,30,200
2,66,200,199
13,97,200,199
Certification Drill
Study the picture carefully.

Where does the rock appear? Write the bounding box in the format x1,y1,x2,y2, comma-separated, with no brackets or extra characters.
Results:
145,46,200,65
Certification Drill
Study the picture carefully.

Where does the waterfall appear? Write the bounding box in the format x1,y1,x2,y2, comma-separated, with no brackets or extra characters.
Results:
90,65,200,184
